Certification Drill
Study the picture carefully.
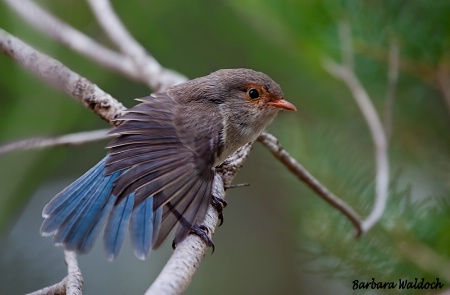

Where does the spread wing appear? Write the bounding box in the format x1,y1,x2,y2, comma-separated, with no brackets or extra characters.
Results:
106,92,223,248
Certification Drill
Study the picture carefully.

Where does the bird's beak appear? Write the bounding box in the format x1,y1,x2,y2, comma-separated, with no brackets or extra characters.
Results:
267,99,297,111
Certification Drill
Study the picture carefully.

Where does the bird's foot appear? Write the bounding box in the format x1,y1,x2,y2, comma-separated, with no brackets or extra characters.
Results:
171,225,214,252
190,225,215,253
211,196,227,226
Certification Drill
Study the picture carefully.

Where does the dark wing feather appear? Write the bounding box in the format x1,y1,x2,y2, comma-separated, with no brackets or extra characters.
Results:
153,172,213,248
107,92,224,249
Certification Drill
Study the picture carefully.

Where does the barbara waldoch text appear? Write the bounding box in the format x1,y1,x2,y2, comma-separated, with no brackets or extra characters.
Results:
353,278,444,290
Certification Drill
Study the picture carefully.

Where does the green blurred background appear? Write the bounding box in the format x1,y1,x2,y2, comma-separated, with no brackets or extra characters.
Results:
1,0,449,294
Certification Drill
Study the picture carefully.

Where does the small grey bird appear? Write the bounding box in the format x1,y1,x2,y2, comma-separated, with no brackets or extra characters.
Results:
40,68,296,260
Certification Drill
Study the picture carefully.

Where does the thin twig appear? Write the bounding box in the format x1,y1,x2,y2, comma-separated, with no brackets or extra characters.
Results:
64,251,83,295
86,0,187,92
257,132,363,236
0,28,126,123
26,280,66,295
338,21,354,70
4,0,143,82
26,251,83,295
384,39,400,139
323,21,389,233
0,129,110,155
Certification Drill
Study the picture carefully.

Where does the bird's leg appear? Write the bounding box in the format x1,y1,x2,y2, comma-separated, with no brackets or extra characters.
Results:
210,196,227,226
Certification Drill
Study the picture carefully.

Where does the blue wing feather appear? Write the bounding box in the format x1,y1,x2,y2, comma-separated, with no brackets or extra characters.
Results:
103,193,134,261
130,197,153,260
41,158,108,235
58,171,120,251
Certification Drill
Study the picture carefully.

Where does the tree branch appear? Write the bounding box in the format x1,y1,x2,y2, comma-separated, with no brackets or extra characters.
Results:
384,39,400,140
4,0,144,82
86,0,187,91
26,251,83,295
257,132,363,236
323,21,390,233
0,28,126,124
0,129,110,155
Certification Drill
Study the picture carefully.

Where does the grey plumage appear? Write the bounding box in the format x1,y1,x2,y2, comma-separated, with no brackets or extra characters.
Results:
41,68,295,259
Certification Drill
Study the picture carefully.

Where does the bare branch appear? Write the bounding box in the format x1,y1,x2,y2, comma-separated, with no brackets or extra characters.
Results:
0,28,126,123
338,20,354,70
26,281,66,295
86,0,187,92
257,132,363,236
64,251,83,295
27,251,83,295
384,39,400,139
323,22,389,233
4,0,145,82
0,129,110,155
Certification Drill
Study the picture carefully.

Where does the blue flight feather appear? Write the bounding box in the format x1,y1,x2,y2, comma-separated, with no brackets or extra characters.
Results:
41,156,156,259
103,193,134,261
130,197,153,260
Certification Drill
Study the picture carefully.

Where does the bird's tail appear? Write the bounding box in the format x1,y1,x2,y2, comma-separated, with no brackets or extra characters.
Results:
41,156,161,260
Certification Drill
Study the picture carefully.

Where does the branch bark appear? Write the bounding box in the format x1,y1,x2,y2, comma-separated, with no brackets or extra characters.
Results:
4,0,144,82
0,28,126,124
26,251,83,295
384,39,400,140
86,0,187,91
0,129,110,155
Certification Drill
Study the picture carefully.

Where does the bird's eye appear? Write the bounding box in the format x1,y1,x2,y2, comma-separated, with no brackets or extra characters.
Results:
248,88,260,99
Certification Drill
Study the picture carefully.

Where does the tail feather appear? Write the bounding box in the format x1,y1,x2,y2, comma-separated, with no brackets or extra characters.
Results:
104,193,134,261
78,195,116,253
56,172,120,252
41,157,109,235
42,158,112,218
130,197,154,260
41,157,130,258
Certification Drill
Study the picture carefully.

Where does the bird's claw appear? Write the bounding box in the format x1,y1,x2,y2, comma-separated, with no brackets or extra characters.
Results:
211,196,227,226
190,225,215,253
171,225,215,252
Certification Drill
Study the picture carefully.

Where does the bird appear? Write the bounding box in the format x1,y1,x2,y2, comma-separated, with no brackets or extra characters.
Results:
40,68,296,261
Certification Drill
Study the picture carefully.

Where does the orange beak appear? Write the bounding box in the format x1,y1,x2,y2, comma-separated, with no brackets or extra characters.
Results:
267,99,297,111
